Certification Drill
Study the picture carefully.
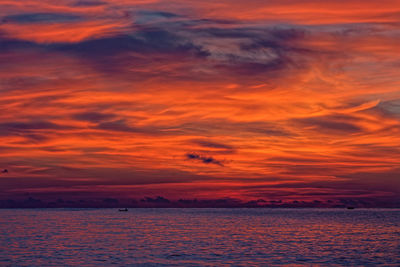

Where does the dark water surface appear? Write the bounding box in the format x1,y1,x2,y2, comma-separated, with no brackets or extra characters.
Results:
0,208,399,266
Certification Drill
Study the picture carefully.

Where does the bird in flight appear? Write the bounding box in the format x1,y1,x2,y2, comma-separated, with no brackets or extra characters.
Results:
1,169,8,173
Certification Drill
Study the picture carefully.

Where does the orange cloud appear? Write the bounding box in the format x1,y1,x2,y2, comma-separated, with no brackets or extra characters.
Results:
0,0,399,206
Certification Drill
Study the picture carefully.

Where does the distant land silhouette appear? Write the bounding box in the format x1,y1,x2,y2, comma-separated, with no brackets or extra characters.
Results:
0,196,398,208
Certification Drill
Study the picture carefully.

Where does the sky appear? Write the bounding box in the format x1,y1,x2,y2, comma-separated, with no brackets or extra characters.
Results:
0,0,399,207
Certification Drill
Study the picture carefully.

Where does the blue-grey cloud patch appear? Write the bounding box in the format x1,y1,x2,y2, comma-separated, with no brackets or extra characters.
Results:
240,28,307,53
0,15,324,81
376,99,400,118
194,26,312,74
186,153,223,166
135,10,181,24
2,13,82,24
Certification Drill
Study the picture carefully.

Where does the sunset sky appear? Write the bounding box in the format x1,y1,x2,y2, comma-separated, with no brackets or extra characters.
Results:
0,0,399,207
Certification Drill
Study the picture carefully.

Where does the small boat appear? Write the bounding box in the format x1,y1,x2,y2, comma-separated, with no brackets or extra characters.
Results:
347,206,355,210
119,208,128,212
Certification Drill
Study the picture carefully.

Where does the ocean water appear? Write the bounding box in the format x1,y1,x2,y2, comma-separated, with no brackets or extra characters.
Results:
0,208,399,266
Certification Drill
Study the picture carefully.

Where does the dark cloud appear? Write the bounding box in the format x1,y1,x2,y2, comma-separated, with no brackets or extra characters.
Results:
54,30,209,58
0,29,207,76
94,120,143,133
137,10,180,19
0,19,315,78
186,153,223,166
345,144,400,158
215,60,287,76
2,13,82,24
73,0,107,7
73,112,116,123
0,37,39,52
193,139,234,150
270,27,306,40
339,169,400,194
0,121,74,136
293,115,362,134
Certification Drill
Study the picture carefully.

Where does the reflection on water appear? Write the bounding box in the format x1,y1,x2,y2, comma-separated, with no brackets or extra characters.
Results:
0,208,399,266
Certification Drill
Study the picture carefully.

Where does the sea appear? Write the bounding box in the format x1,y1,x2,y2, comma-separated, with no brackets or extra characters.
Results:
0,208,399,266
